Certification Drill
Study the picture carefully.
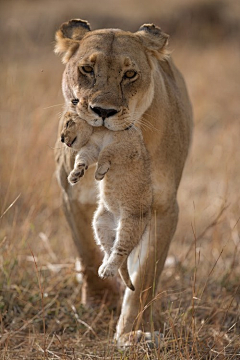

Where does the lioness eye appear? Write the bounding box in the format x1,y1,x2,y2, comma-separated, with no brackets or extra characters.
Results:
81,65,94,74
124,70,137,79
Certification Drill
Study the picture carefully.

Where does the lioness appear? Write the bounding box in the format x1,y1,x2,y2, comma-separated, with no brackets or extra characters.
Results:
60,111,152,292
54,19,193,347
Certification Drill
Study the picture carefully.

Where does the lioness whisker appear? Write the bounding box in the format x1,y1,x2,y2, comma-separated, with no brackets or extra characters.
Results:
137,120,155,132
133,116,159,133
134,109,160,124
43,103,65,110
137,119,160,133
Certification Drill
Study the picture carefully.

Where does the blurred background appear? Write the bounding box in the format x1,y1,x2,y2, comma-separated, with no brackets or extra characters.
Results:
0,0,240,356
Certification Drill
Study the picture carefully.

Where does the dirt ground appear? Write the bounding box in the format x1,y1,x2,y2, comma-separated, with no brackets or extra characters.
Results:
1,0,240,358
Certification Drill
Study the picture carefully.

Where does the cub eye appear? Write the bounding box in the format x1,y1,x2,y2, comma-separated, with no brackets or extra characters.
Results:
81,65,94,74
124,70,137,79
66,119,74,128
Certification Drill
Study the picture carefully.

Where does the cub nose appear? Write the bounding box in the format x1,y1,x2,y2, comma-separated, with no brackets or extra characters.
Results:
90,106,118,119
61,134,65,143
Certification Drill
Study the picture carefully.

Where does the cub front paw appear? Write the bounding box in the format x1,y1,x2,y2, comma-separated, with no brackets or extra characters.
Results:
68,163,87,185
95,162,110,181
98,262,118,279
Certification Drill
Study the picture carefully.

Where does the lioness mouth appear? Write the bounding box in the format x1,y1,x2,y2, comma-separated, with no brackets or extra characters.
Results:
67,136,77,147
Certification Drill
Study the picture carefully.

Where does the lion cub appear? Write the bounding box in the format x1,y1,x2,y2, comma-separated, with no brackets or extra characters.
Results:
61,111,153,291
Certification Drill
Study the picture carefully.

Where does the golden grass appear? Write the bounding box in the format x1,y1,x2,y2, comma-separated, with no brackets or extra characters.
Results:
1,0,240,358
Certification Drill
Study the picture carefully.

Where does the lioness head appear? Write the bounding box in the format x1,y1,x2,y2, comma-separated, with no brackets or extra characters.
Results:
55,20,169,131
61,111,93,149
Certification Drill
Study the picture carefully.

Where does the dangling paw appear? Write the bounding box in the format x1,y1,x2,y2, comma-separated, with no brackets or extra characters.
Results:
98,261,118,279
68,163,88,185
95,161,110,180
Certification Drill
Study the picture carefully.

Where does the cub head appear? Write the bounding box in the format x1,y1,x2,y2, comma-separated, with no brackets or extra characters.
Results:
60,111,93,150
55,19,169,131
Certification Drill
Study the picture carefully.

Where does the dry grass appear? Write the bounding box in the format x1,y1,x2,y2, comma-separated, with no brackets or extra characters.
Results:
1,0,240,358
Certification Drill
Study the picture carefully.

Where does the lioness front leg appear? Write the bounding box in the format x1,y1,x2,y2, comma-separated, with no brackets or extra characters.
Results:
115,201,179,348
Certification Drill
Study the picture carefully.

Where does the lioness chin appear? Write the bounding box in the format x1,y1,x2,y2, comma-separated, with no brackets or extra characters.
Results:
54,19,193,348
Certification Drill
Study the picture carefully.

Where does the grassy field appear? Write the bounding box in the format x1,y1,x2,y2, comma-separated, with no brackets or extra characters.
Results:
1,0,240,358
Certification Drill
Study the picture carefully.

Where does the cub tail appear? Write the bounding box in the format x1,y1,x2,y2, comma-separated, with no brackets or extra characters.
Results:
118,259,135,291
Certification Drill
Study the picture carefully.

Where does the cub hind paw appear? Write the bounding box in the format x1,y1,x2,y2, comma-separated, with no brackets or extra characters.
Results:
98,262,118,279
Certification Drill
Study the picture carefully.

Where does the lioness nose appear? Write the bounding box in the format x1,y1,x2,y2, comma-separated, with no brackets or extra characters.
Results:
90,106,118,119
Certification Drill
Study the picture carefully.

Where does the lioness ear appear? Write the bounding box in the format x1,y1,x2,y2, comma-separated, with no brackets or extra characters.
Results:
136,24,169,60
55,19,91,64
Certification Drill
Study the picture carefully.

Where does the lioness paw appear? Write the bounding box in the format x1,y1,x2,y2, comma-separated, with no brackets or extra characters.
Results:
98,262,118,279
117,330,164,350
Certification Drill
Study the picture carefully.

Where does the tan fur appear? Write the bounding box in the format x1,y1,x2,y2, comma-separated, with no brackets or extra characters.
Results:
54,20,193,347
61,111,152,291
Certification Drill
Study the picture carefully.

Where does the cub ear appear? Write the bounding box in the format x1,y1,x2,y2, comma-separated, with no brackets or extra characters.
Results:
136,24,169,60
55,19,91,63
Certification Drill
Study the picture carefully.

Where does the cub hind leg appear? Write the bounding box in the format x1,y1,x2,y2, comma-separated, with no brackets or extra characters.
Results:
99,213,149,285
94,205,136,291
93,204,116,265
